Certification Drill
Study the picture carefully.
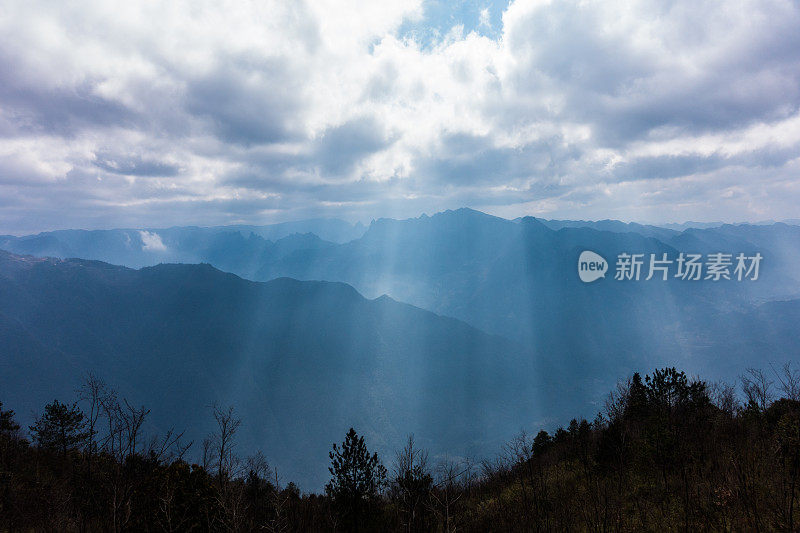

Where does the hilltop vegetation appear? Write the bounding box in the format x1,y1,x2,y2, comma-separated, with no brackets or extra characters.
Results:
2,365,799,531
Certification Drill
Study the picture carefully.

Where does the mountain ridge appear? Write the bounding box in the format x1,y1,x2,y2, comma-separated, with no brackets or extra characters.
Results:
0,249,543,490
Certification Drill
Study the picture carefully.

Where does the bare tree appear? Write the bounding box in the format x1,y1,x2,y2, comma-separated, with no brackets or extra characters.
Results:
206,403,244,530
741,368,774,411
265,468,291,533
245,450,270,480
77,374,115,530
503,430,535,525
772,362,800,401
430,458,472,533
202,437,213,472
96,397,151,461
86,382,187,532
605,377,632,422
207,403,242,481
393,434,432,532
710,380,739,416
147,429,192,462
78,373,113,457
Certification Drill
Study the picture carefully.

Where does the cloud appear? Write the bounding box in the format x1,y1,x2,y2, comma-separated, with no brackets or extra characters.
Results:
313,116,394,175
479,8,491,29
0,0,799,233
93,152,180,177
184,57,304,146
139,230,167,252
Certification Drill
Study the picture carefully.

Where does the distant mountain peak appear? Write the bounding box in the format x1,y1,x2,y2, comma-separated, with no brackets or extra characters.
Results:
518,216,551,230
436,207,503,221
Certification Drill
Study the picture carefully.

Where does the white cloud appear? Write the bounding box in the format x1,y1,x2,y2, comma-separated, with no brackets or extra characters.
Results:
0,0,798,233
139,230,167,252
479,8,491,28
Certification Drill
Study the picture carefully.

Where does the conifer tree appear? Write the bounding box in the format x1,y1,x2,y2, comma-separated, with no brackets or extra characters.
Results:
29,399,88,458
326,427,386,529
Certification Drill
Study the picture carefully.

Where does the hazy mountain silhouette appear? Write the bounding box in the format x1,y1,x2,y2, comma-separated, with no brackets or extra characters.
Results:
536,218,680,241
3,209,800,482
0,218,363,271
246,209,800,381
0,250,544,489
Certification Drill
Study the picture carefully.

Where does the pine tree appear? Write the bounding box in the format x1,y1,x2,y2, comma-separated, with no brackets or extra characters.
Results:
326,427,386,529
29,399,88,458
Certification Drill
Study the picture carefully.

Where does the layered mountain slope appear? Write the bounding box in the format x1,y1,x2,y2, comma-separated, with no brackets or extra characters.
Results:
5,209,800,391
0,250,539,489
250,209,800,381
0,218,362,272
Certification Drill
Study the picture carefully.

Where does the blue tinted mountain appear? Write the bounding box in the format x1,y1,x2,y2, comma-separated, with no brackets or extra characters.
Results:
0,250,543,490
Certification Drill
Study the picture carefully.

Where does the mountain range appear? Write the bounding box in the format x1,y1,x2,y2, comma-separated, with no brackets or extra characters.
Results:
0,250,546,489
2,208,800,489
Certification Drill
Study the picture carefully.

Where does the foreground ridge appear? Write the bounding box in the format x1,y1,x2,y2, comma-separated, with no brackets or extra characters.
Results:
1,365,798,531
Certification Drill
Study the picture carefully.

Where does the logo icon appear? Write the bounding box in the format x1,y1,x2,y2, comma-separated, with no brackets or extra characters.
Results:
578,250,607,283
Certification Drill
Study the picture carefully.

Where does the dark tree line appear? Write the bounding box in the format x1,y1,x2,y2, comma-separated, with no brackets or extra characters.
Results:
2,365,800,531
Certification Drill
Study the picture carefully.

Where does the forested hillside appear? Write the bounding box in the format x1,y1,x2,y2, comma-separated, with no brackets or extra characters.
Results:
1,366,798,531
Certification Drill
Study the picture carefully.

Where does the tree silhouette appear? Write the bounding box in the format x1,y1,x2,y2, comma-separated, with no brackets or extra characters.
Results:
0,401,19,435
29,399,88,458
392,434,433,532
326,427,386,529
5,365,800,530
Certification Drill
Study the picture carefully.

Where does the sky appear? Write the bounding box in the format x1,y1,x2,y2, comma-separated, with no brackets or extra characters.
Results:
1,0,799,234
